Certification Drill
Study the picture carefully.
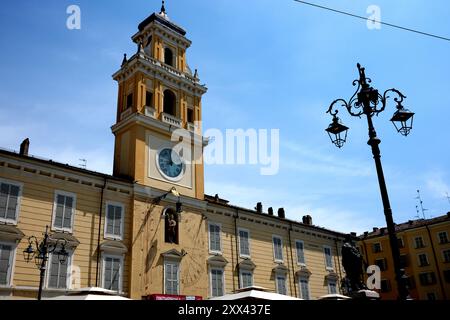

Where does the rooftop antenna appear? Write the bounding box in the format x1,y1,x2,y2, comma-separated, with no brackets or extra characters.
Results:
415,189,428,220
79,159,87,169
446,192,450,207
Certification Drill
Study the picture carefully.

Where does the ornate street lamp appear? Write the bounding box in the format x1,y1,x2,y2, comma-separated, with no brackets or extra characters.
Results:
23,226,68,300
325,63,414,300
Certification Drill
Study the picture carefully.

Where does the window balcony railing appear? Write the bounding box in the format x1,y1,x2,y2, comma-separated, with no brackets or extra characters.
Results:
161,112,182,128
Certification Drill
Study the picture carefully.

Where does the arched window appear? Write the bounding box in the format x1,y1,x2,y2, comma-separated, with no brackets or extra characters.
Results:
164,47,174,67
163,90,176,116
164,208,179,244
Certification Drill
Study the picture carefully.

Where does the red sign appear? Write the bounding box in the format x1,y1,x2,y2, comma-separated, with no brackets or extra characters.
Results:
144,294,203,301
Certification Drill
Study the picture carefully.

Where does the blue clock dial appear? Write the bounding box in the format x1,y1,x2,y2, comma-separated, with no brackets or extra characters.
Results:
158,148,184,179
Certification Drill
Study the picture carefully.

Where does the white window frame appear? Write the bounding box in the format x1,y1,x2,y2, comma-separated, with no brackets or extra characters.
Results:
208,222,222,255
272,235,284,263
238,228,251,258
164,259,180,295
239,269,253,289
415,236,425,248
275,273,288,296
51,190,77,233
417,253,429,267
295,240,306,266
104,201,125,240
45,250,73,290
101,254,124,293
438,231,448,244
0,241,17,287
298,276,310,300
209,267,225,298
327,278,337,294
0,178,23,225
323,245,334,271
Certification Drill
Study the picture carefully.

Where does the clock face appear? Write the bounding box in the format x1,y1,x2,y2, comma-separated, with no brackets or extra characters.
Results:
157,148,185,181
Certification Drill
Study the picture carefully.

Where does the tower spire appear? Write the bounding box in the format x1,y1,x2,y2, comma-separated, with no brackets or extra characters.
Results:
160,0,166,14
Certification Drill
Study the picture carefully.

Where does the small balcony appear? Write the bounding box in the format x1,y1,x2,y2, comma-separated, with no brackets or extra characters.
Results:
161,112,182,128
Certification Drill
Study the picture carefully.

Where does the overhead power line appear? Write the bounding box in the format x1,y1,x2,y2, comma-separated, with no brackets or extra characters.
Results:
293,0,450,42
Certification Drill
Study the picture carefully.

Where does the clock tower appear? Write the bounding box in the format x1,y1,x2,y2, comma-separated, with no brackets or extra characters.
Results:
111,3,207,199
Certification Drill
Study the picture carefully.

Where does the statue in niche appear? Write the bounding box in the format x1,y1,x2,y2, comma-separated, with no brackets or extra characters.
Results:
165,209,178,244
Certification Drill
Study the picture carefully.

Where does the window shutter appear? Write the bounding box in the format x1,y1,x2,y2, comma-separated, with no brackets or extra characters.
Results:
63,196,73,229
104,258,113,289
0,245,12,285
114,207,122,236
48,254,61,289
6,185,19,220
0,183,8,218
111,258,121,291
54,195,65,228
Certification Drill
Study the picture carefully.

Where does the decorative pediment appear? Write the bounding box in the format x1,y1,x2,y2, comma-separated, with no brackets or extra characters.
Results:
50,232,80,248
100,240,128,254
295,265,312,277
161,248,185,261
0,224,25,243
208,255,228,267
238,258,256,271
272,263,289,274
325,271,339,280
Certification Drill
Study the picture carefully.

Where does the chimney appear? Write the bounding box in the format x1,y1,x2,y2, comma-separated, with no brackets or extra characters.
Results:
302,215,313,225
350,232,357,237
373,227,379,233
277,208,285,219
380,228,386,235
20,138,30,156
364,231,369,237
268,207,274,216
255,202,263,214
447,212,450,218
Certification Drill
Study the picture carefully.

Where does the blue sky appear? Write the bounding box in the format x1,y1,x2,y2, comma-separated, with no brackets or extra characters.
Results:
0,0,449,233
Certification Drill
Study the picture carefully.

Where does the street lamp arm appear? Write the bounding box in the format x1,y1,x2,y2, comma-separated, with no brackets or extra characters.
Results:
326,97,364,118
375,88,407,115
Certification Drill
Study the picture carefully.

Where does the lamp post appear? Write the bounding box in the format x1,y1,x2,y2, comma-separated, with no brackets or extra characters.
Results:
325,63,414,300
23,226,69,300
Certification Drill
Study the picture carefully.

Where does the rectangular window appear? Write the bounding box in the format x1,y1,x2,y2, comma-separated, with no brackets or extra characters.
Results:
187,108,194,123
415,237,425,249
418,253,429,267
276,275,287,295
240,270,253,289
404,276,416,289
372,242,382,253
208,223,221,254
105,202,124,240
324,246,333,270
0,243,14,286
296,240,306,265
438,232,449,244
0,180,21,224
145,91,153,107
52,191,76,232
399,254,409,268
328,279,337,294
210,268,224,297
164,261,179,295
103,255,122,292
238,228,250,258
427,293,437,300
48,252,71,289
272,236,283,262
375,258,387,271
126,93,133,109
299,277,310,300
443,249,450,263
380,279,391,292
397,237,404,248
443,270,450,283
419,272,436,286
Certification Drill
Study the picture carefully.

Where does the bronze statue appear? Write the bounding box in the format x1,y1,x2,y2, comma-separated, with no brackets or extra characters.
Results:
341,235,366,294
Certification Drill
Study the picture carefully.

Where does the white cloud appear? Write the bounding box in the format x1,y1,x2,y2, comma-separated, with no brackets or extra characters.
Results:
425,172,449,199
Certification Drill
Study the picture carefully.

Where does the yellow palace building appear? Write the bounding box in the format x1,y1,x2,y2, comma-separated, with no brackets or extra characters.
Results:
0,4,347,300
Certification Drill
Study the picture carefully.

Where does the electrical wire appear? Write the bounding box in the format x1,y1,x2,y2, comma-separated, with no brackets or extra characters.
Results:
294,0,450,42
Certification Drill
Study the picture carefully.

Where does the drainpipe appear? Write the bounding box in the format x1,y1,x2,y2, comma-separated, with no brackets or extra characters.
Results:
334,238,343,291
425,225,446,299
234,209,240,290
95,177,107,287
288,222,297,297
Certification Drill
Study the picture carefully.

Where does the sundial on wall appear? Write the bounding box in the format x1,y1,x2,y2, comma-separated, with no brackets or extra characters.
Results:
181,216,206,287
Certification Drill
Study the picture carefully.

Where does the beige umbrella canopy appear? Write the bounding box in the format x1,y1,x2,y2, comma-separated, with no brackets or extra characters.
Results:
44,287,131,300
